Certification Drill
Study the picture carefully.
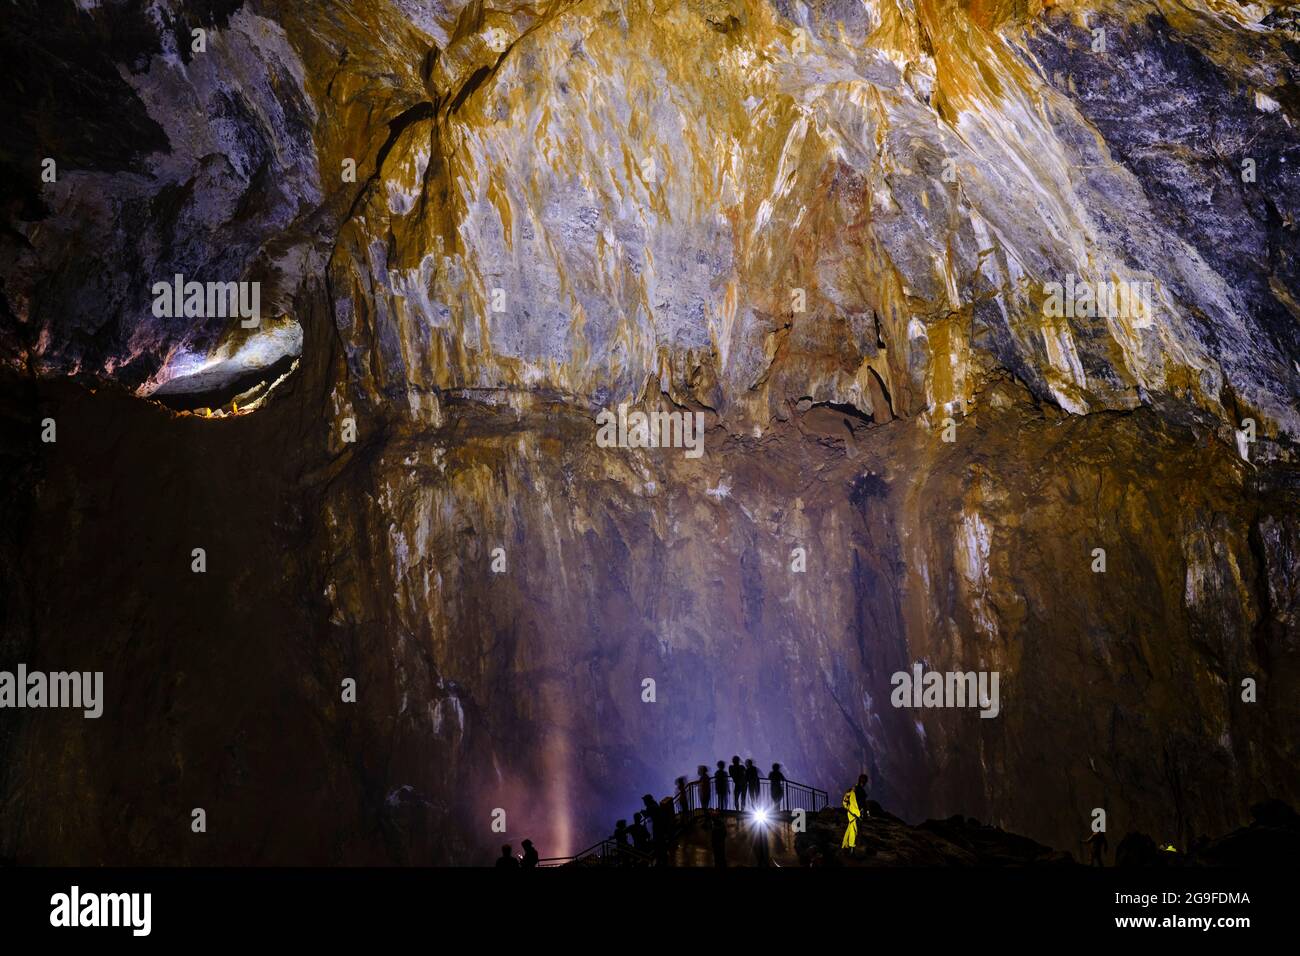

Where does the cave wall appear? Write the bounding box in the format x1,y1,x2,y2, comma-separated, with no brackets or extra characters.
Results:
1,0,1298,863
313,372,1299,860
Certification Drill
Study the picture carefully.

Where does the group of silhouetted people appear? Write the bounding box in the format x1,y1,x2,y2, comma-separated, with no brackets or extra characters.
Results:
495,757,793,866
605,758,789,866
497,767,1127,867
678,757,787,813
495,839,539,868
636,792,675,865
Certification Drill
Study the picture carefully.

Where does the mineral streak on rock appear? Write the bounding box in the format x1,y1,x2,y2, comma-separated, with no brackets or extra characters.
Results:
0,0,1297,863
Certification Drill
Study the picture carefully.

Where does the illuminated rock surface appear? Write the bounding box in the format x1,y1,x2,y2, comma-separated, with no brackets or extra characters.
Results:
0,0,1297,863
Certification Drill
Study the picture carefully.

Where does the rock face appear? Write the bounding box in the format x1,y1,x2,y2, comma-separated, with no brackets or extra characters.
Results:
1,0,1297,864
799,801,1070,866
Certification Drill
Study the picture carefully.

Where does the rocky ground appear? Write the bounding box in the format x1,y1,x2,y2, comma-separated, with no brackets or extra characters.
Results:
570,797,1300,866
1,0,1297,865
804,801,1073,866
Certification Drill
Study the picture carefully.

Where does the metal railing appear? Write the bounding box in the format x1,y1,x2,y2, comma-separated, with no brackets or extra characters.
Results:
537,772,829,866
538,838,654,868
672,774,827,816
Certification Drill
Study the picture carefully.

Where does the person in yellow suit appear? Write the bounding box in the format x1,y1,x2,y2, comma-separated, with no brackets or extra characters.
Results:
841,774,869,853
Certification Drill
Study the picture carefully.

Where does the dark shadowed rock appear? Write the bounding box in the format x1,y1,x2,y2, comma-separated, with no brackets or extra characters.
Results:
0,0,1297,865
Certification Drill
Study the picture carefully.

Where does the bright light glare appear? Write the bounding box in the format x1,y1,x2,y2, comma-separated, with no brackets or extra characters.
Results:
751,807,769,826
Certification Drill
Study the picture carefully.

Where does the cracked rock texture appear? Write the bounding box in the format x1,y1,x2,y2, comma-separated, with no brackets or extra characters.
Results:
1,0,1297,863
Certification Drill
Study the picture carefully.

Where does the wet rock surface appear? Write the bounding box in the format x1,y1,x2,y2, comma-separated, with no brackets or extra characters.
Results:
1,0,1298,864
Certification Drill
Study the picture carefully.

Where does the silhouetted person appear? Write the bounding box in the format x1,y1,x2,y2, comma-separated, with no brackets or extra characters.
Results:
1082,830,1108,867
715,761,730,811
769,763,786,810
709,812,728,868
658,794,676,862
745,758,760,806
660,794,677,825
496,844,519,868
676,776,690,816
643,794,670,865
615,819,629,848
730,756,746,812
854,773,869,814
520,839,539,868
697,765,712,811
642,794,660,839
842,774,869,855
630,813,650,852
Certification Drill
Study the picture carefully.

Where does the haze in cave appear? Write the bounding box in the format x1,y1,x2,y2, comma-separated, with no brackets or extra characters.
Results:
0,0,1297,867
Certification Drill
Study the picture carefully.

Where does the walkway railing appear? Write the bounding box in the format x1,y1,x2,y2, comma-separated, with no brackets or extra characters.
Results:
537,838,654,868
672,774,828,816
538,773,829,866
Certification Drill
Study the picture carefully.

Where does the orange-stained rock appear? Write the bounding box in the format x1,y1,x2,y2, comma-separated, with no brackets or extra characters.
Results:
0,0,1297,864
